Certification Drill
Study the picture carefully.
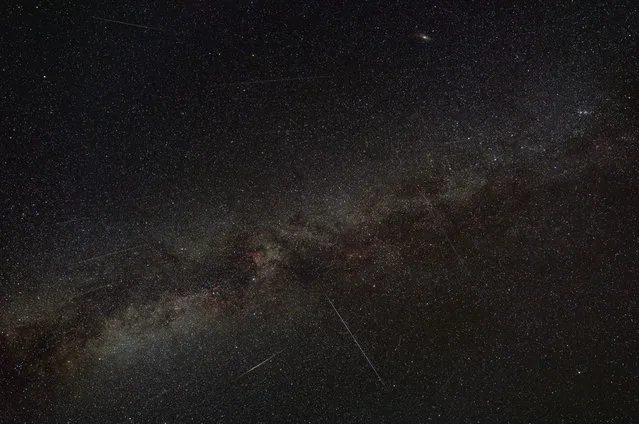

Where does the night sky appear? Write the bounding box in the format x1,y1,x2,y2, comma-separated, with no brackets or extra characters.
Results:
1,1,638,423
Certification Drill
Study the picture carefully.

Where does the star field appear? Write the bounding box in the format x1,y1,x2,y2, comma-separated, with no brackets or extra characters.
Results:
1,1,638,422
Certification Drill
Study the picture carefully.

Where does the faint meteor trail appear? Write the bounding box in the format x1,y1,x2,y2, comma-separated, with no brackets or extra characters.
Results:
326,296,385,386
218,76,334,87
423,197,471,278
237,350,283,379
92,16,163,31
73,244,149,266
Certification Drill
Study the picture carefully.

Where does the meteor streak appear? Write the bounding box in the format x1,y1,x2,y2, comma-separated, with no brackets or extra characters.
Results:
326,296,384,386
92,16,162,32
